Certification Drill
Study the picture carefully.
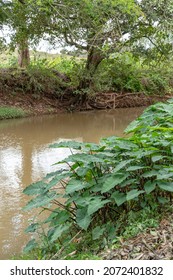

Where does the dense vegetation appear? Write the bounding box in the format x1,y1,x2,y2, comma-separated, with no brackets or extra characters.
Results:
23,99,173,259
0,51,173,104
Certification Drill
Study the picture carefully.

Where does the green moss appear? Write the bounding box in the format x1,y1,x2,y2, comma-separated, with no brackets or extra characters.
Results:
0,106,28,120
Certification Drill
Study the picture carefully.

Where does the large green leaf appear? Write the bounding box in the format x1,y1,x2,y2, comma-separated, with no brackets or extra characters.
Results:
127,165,147,171
87,198,110,215
23,172,71,196
124,119,141,133
157,170,173,180
144,181,156,194
126,189,144,201
44,169,68,179
151,155,164,162
142,170,158,178
25,223,39,233
50,224,71,242
65,153,105,164
23,181,48,196
113,140,138,150
84,142,105,152
113,159,133,172
74,196,94,207
66,179,89,194
111,191,127,206
92,226,105,240
157,181,173,192
76,208,92,230
23,192,59,211
50,141,83,150
43,209,61,223
48,211,70,226
157,196,169,204
101,173,129,193
23,239,38,253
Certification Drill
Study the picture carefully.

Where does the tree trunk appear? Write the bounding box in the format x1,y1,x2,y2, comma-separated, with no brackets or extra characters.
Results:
18,42,30,68
79,46,105,90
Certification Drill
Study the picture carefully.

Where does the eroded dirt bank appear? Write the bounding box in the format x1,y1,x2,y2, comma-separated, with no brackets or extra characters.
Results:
0,90,172,117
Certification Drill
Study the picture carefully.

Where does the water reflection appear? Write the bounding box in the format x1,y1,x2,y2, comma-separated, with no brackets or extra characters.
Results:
0,107,145,259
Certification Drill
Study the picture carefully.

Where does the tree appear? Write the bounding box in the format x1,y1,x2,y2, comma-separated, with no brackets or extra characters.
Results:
0,0,31,67
1,0,49,67
14,0,30,67
32,0,142,91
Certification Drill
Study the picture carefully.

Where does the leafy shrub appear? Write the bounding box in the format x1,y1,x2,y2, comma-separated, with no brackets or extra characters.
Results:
23,99,173,258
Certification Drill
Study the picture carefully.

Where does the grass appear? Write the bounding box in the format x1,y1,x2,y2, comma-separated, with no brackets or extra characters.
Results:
0,106,28,120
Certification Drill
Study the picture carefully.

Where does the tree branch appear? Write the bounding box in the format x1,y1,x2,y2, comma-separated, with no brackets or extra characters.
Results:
63,30,88,50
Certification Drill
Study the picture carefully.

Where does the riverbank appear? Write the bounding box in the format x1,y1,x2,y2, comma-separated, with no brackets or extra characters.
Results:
0,90,172,120
0,64,173,119
0,91,64,119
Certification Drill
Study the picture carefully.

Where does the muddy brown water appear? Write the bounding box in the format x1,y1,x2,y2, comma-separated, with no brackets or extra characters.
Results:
0,107,145,259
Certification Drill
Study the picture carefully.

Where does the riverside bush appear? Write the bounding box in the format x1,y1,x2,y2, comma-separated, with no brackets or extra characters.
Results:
23,99,173,258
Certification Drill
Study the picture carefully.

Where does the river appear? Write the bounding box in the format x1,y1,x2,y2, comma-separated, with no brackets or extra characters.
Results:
0,107,145,259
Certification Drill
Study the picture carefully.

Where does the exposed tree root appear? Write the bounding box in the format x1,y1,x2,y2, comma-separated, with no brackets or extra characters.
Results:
59,91,172,111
